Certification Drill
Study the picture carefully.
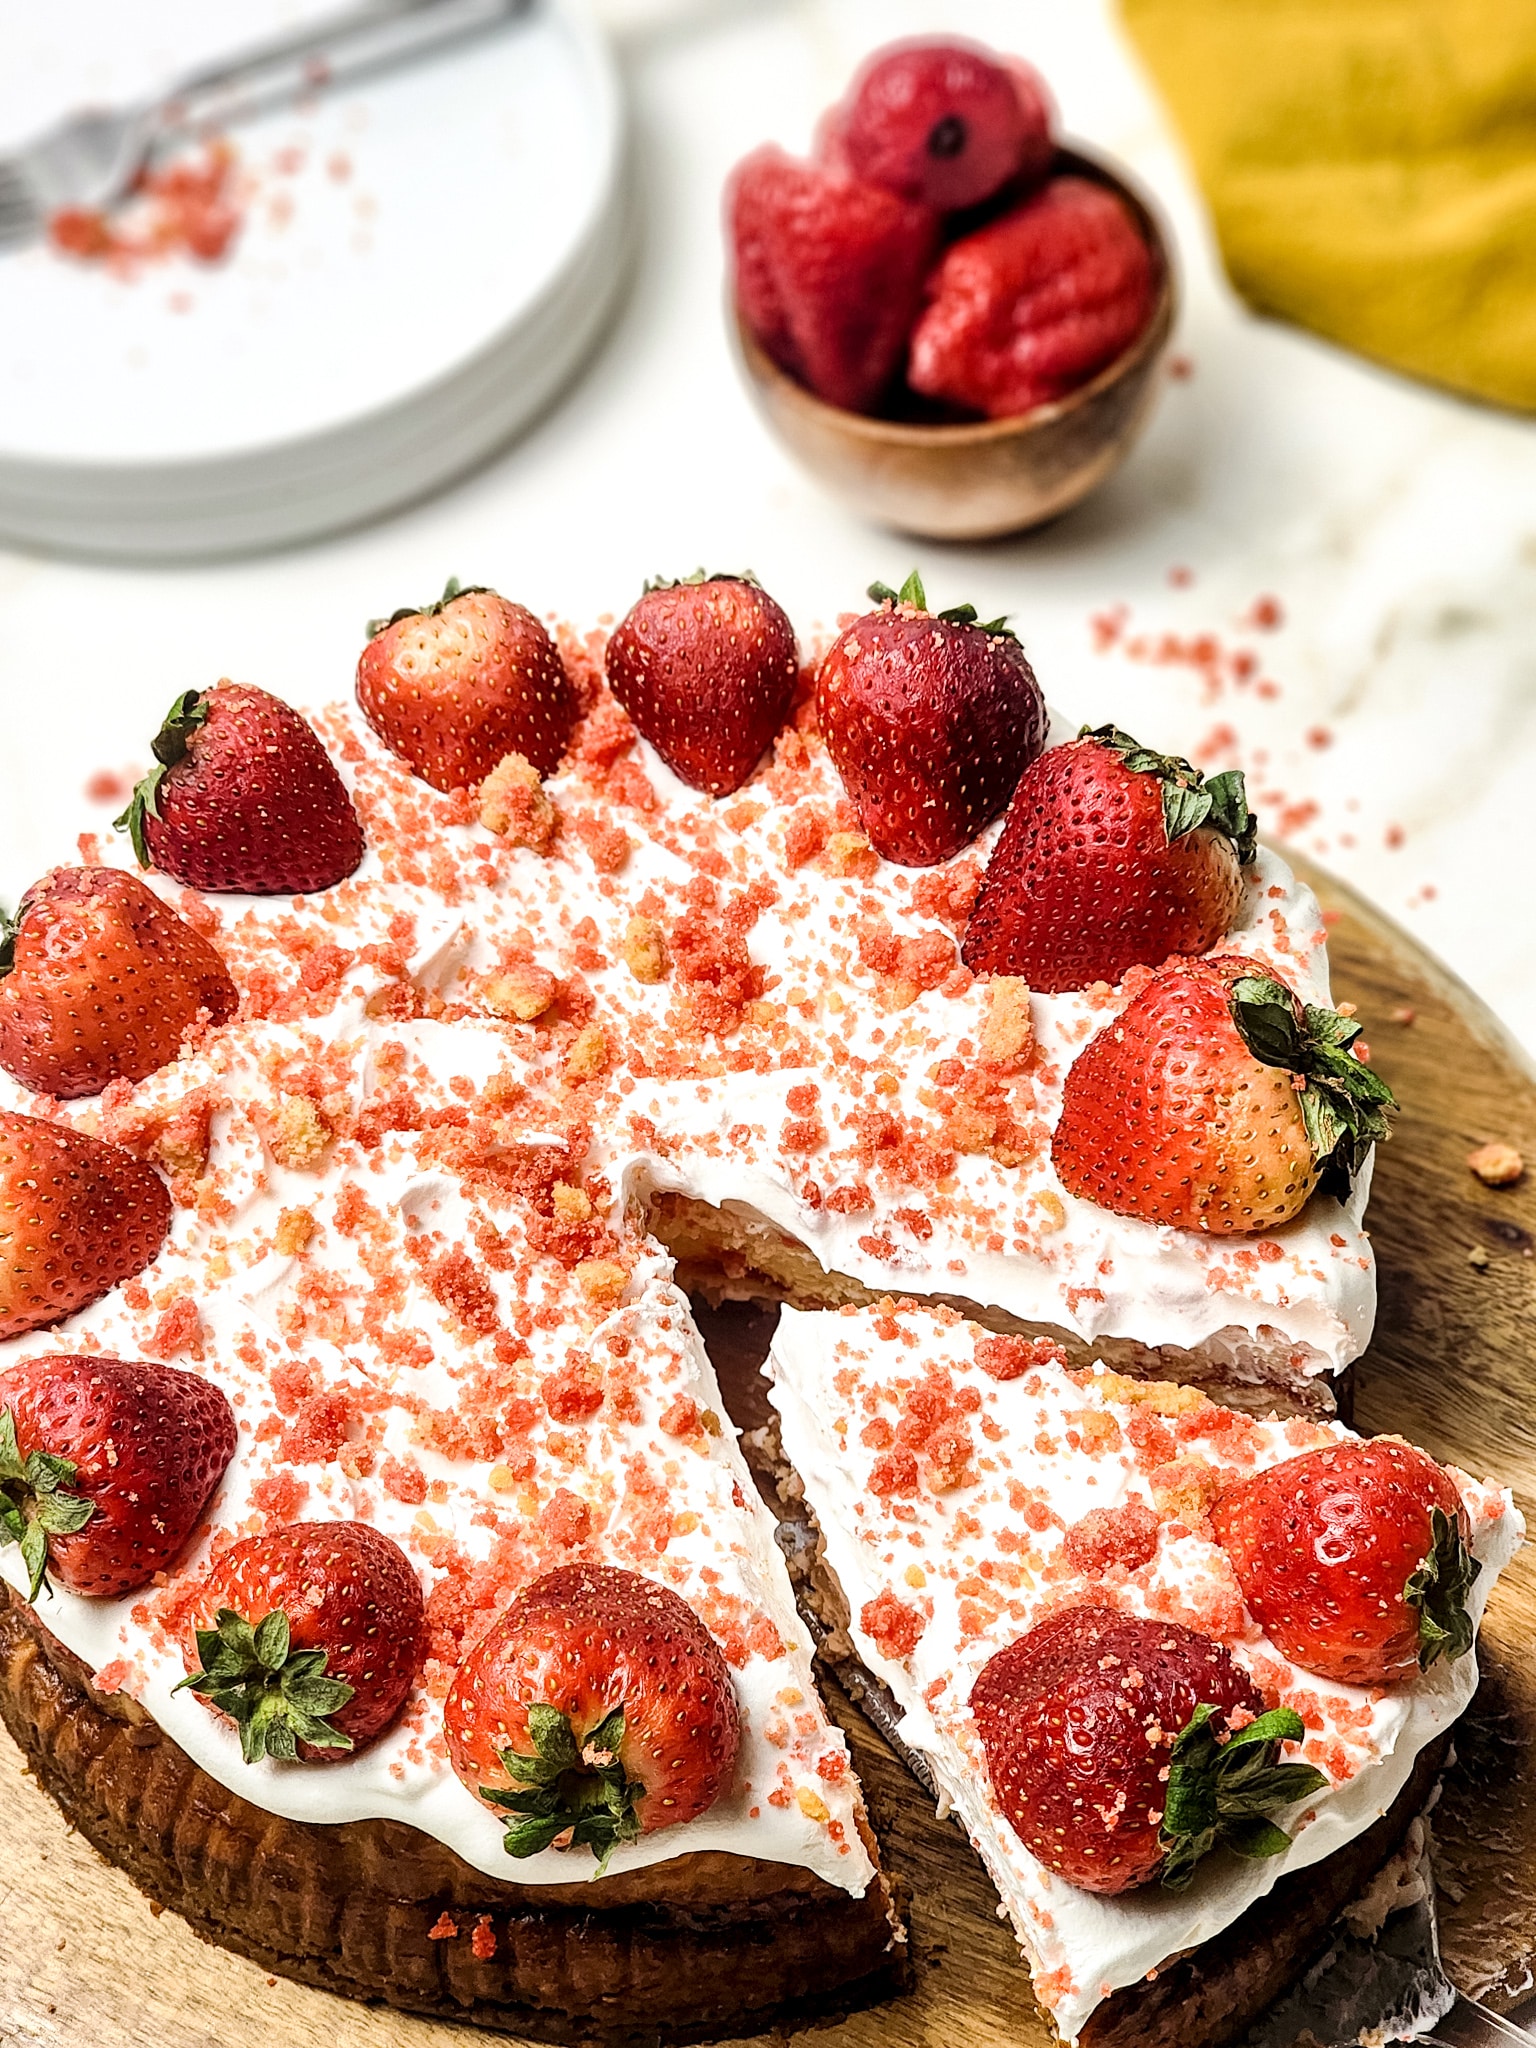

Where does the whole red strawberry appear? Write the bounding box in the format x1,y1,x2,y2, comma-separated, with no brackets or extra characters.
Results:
605,572,798,796
909,177,1156,419
0,1111,171,1339
1051,955,1395,1233
445,1563,741,1869
0,867,237,1098
117,683,365,895
837,40,1053,212
178,1520,424,1763
971,1606,1324,1894
816,571,1046,865
1212,1441,1480,1688
0,1354,235,1601
963,727,1256,990
729,146,938,413
357,578,579,793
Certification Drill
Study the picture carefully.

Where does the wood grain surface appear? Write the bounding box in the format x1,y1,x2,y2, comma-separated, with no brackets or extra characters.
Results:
3,855,1534,2048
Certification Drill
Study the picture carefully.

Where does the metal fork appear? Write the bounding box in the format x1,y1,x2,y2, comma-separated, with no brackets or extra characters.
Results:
0,0,530,252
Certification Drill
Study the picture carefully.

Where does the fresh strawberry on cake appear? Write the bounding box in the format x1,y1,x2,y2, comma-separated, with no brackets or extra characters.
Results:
445,1561,742,1869
962,723,1257,990
0,1353,235,1600
117,682,366,894
179,1520,425,1762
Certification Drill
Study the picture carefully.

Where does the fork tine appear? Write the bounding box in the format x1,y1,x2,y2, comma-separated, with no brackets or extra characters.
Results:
0,160,43,249
0,213,42,251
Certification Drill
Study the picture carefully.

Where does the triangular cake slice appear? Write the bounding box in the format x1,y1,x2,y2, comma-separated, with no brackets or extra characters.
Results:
766,1299,1521,2045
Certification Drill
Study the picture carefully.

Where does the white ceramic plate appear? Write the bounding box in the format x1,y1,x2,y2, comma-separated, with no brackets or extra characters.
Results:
0,0,627,557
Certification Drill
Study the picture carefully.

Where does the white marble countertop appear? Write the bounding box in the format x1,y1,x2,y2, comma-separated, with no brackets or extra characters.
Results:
2,0,1534,1055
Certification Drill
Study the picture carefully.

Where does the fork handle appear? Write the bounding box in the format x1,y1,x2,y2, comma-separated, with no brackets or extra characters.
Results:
161,0,529,135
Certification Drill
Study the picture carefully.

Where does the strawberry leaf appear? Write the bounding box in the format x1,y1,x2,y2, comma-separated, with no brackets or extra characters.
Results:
1205,770,1259,864
174,1604,356,1764
0,904,15,981
114,688,209,869
483,1700,644,1876
1159,1703,1326,1891
867,571,929,611
1218,1816,1297,1859
1082,726,1257,864
0,1409,23,1487
640,569,760,594
1406,1506,1481,1670
31,1489,94,1538
365,576,493,641
934,603,1021,642
1229,974,1397,1197
0,1407,95,1601
867,573,1020,641
19,1520,47,1605
1228,975,1303,1068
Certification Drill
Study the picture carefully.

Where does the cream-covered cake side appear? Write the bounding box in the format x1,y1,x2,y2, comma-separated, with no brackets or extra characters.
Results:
765,1302,1521,2042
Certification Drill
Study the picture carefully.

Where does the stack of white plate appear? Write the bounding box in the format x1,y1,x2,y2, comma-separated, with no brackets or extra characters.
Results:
0,0,627,560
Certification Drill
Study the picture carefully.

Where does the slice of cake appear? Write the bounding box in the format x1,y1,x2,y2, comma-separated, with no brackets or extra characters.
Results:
765,1299,1521,2045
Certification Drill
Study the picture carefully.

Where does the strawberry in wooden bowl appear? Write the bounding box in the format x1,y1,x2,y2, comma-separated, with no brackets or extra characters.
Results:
726,36,1174,538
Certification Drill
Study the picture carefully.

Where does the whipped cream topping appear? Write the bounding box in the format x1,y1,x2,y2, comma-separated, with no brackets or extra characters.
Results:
765,1301,1522,2042
321,663,1367,1383
0,645,1373,1899
0,1005,874,1891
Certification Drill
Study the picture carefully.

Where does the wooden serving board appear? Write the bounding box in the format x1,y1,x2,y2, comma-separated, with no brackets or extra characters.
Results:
3,857,1535,2048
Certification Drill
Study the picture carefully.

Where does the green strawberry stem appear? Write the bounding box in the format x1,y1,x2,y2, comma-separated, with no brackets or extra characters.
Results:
640,569,760,594
1159,1704,1327,1891
866,571,1015,640
1082,724,1257,866
479,1700,643,1878
0,904,16,981
114,688,210,869
0,1407,95,1601
365,575,492,641
1229,973,1397,1197
174,1607,356,1764
1406,1505,1482,1670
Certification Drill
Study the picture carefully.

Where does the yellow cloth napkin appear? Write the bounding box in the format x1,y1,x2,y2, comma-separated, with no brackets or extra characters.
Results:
1118,0,1536,411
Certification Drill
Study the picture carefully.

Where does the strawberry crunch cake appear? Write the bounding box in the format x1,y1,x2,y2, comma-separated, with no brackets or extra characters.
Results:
0,561,1517,2048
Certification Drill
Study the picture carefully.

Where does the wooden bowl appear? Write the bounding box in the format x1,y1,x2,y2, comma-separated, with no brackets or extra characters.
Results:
731,144,1177,542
